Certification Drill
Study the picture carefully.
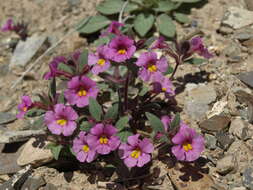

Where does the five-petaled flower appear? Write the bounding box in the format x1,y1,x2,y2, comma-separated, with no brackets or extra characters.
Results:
107,35,136,62
153,73,174,97
64,76,99,107
136,52,168,81
72,131,97,163
88,45,111,75
171,124,204,162
189,36,213,59
119,134,154,168
151,36,169,50
17,95,33,119
1,18,14,32
87,123,120,155
45,104,78,136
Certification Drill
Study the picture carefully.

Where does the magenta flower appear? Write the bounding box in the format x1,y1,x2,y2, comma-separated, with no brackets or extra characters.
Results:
64,76,99,108
101,21,124,37
156,116,172,139
1,18,14,32
44,104,78,136
17,96,33,119
43,56,67,80
136,52,168,81
88,45,111,75
190,37,213,59
151,36,169,49
119,134,154,168
171,124,204,162
87,124,120,155
152,73,174,96
72,131,97,163
107,35,136,62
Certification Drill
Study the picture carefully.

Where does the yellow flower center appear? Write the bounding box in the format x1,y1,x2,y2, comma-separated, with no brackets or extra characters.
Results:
77,89,87,97
57,119,67,126
130,149,141,159
162,87,167,92
118,49,126,55
148,65,157,72
99,136,108,144
23,107,28,112
97,59,105,66
82,145,90,152
183,143,193,152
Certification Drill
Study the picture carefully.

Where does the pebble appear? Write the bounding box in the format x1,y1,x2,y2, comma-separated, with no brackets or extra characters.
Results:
243,166,253,190
21,176,46,190
216,155,237,175
200,115,231,134
205,134,217,150
0,112,16,125
185,100,209,121
229,118,247,139
238,71,253,89
232,187,247,190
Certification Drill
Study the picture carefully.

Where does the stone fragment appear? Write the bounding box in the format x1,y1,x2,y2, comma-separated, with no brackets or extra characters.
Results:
17,138,53,167
222,7,253,29
216,155,237,175
205,134,217,150
21,176,46,190
0,130,46,143
185,101,209,121
232,187,247,190
0,112,16,125
238,71,253,89
216,131,234,150
243,166,253,190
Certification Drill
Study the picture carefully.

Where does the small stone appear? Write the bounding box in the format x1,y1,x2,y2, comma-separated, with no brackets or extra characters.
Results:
43,183,57,190
229,118,246,139
10,35,47,68
243,167,253,190
200,115,231,134
238,71,253,89
0,130,46,143
219,26,234,35
17,138,53,167
185,100,209,121
0,112,16,125
216,154,237,175
222,7,253,29
216,131,234,150
232,187,247,190
21,176,46,190
205,134,217,150
245,0,253,11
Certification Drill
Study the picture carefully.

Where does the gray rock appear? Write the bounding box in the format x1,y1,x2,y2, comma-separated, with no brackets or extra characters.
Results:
0,112,16,125
234,31,253,41
216,154,237,175
21,176,46,190
216,131,234,150
185,100,209,120
243,167,253,190
0,130,46,143
232,187,247,190
245,0,253,11
229,118,246,139
238,71,253,89
222,7,253,29
200,115,231,134
223,42,242,62
43,183,57,190
205,134,217,150
10,35,47,68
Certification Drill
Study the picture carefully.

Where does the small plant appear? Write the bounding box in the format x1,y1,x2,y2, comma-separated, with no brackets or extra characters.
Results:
77,0,203,40
17,26,211,186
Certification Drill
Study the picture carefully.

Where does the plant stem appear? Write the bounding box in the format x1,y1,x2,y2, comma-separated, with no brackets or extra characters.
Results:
170,56,181,80
124,70,130,112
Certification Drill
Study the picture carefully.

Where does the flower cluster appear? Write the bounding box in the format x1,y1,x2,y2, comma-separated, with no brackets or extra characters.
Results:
17,21,211,169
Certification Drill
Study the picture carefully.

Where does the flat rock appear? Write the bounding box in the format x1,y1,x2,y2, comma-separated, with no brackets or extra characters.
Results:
243,166,253,190
229,118,253,140
21,176,46,190
0,130,46,143
199,115,231,134
216,154,237,175
185,100,209,121
205,134,217,150
10,35,47,68
238,71,253,89
0,112,16,125
17,138,53,167
222,7,253,29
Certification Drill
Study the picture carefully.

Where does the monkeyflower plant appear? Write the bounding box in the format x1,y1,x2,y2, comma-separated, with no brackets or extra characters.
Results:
16,25,211,174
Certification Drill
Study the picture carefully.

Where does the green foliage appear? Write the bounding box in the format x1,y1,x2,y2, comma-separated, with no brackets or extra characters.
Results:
89,98,103,121
164,65,174,75
78,49,88,73
25,108,45,117
49,77,56,99
157,14,176,38
145,112,165,133
173,12,190,23
46,143,63,160
57,63,74,74
104,103,119,120
134,13,154,37
80,121,93,132
170,112,180,129
116,129,133,142
115,116,129,130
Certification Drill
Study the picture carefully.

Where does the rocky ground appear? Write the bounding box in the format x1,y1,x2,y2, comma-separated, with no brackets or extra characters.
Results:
1,0,253,189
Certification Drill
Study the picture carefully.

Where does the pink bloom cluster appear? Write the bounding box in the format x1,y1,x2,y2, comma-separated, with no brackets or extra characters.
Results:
16,96,33,119
1,18,14,32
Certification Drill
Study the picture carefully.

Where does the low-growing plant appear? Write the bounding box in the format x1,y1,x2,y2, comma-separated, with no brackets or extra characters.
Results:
77,0,203,40
16,24,212,185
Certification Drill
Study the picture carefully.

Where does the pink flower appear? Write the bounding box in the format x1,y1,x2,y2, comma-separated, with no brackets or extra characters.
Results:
1,18,14,32
101,21,124,37
64,76,99,108
72,132,97,163
119,134,154,168
151,36,169,49
87,124,120,155
88,45,111,75
172,124,204,162
136,52,168,81
44,104,78,136
107,35,136,62
43,56,68,80
190,37,213,59
152,73,174,97
155,116,172,139
16,96,33,119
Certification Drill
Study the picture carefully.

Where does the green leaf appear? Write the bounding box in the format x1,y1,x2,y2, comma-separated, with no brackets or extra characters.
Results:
173,13,190,23
164,65,174,75
171,0,201,3
134,13,155,37
78,49,88,73
117,129,133,142
46,144,63,160
187,58,206,65
77,15,110,34
145,112,165,133
89,98,103,121
157,14,176,38
104,103,119,120
57,63,74,74
58,92,65,104
32,116,46,129
153,0,176,12
26,108,45,117
96,0,138,15
75,17,91,31
49,77,56,99
115,116,129,130
139,85,149,96
80,121,93,132
170,113,180,129
93,36,111,47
